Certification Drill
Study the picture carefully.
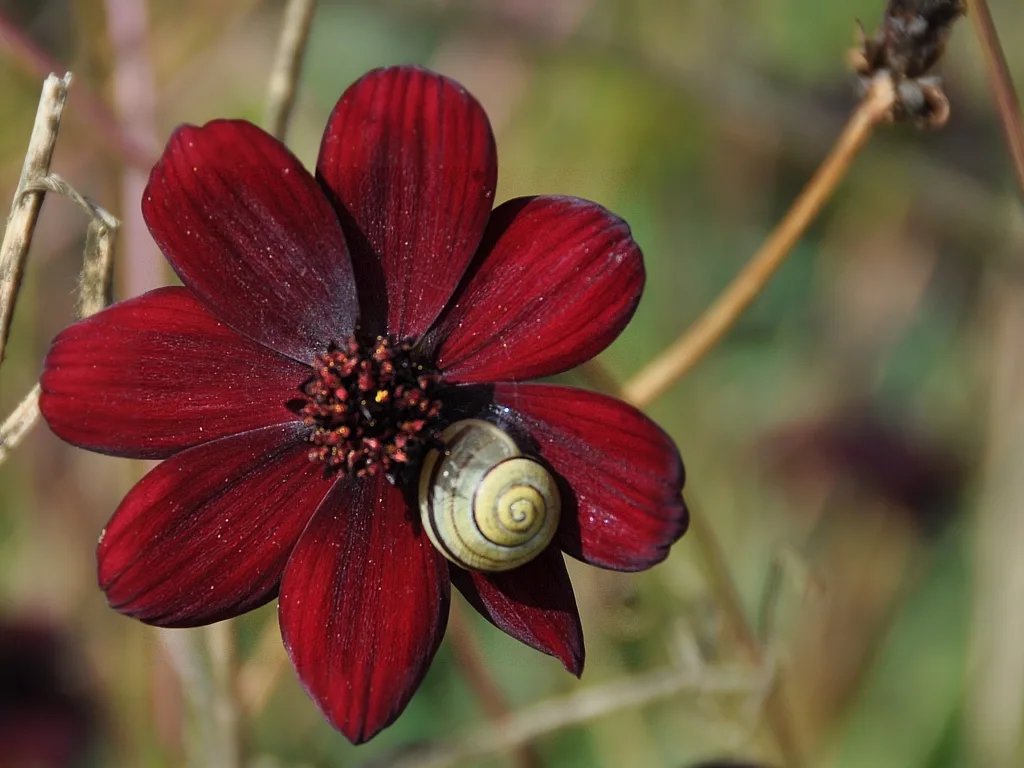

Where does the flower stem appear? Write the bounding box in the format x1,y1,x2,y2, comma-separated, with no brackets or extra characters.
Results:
264,0,319,141
621,74,897,409
0,175,117,466
965,0,1024,198
0,73,71,367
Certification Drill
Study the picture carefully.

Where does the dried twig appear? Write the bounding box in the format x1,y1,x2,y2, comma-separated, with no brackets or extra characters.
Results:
965,0,1024,197
621,75,898,409
0,384,42,465
961,3,1024,763
0,73,72,366
0,174,118,466
264,0,318,140
0,76,119,467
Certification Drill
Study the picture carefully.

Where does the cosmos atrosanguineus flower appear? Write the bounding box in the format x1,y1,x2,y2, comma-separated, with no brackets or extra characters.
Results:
39,66,688,743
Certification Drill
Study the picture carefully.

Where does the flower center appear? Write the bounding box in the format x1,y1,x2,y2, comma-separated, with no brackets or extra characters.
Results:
292,334,442,481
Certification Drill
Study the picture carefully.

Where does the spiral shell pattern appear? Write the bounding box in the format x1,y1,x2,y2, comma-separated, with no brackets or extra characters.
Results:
418,419,561,572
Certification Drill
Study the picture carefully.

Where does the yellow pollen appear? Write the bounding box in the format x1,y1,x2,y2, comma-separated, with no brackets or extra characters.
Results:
375,390,389,403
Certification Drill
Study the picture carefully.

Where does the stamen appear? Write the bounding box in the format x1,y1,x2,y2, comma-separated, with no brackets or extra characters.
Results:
291,334,443,481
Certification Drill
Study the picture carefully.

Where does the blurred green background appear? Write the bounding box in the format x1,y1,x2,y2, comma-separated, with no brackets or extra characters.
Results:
2,0,1024,766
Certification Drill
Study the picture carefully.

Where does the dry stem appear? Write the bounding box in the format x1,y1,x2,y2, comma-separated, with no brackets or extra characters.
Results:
965,0,1024,198
264,0,318,140
0,177,118,464
0,81,118,468
621,74,897,408
0,73,72,365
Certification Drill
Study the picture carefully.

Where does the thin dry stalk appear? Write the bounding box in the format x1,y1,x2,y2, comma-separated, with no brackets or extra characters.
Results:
0,383,41,464
0,73,72,366
387,659,768,768
621,75,897,408
961,3,1024,762
264,0,319,140
965,0,1024,197
0,175,118,466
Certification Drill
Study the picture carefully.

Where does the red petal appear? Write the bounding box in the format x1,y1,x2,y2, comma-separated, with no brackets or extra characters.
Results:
450,546,584,675
98,423,333,627
491,383,688,571
432,196,644,383
143,120,357,363
316,66,497,339
40,287,305,459
279,473,450,743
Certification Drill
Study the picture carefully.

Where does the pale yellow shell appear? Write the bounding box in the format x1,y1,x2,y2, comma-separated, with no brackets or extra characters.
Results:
418,419,560,572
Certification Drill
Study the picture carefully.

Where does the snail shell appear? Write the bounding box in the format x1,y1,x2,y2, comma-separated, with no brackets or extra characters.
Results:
418,419,560,572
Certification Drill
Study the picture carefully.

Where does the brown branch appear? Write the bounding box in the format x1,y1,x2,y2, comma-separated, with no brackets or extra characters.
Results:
621,74,897,408
0,73,71,365
0,174,118,465
965,0,1024,197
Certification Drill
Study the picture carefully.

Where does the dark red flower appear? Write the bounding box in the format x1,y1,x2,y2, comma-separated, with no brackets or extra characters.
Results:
39,66,688,743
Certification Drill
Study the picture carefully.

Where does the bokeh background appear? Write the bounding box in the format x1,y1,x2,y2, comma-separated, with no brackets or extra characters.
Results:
2,0,1024,766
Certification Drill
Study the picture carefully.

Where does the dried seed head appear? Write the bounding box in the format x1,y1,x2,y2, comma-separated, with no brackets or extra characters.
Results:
850,0,965,128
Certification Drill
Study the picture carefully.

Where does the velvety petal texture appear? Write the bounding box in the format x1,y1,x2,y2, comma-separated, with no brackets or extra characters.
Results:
98,423,332,627
451,546,584,675
143,120,358,363
433,196,644,383
40,287,305,459
317,66,497,339
279,474,451,743
491,383,688,571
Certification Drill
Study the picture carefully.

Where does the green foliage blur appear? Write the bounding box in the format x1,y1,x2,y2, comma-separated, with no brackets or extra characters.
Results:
2,0,1024,766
